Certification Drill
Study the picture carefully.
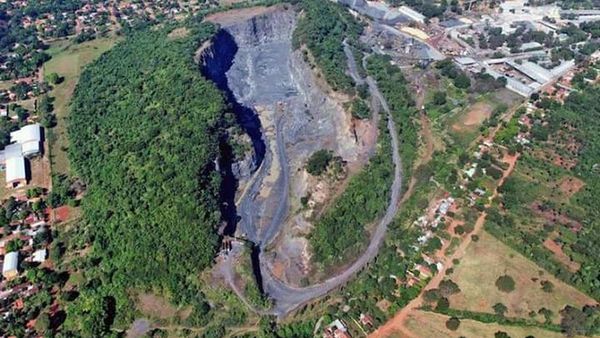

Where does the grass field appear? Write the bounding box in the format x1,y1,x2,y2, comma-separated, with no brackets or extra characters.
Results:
399,310,578,338
448,231,596,324
43,36,119,176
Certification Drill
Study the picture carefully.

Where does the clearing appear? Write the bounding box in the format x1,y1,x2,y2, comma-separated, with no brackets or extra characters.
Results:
451,101,493,131
448,231,596,323
399,310,573,338
43,36,119,176
136,293,191,322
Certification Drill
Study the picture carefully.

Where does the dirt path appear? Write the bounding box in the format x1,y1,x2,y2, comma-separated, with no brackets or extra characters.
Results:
370,152,519,338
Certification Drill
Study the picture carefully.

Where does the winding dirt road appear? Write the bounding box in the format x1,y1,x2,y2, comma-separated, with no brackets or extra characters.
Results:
261,75,403,316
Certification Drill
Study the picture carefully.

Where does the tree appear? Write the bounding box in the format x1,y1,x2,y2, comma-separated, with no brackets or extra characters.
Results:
439,279,461,297
433,91,447,105
495,331,511,338
436,297,450,311
493,302,508,316
46,72,62,85
34,312,51,335
495,275,516,293
454,74,471,89
445,317,461,331
541,280,554,293
306,150,334,176
423,289,441,303
6,238,24,252
351,99,371,119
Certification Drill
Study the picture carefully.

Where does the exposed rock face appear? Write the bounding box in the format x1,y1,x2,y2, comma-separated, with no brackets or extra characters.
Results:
202,6,376,285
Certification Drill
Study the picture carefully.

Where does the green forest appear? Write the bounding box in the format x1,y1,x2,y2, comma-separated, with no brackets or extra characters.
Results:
293,0,363,93
66,20,227,334
366,54,418,179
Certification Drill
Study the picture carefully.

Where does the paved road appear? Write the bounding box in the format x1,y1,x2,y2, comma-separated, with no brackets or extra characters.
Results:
261,75,403,317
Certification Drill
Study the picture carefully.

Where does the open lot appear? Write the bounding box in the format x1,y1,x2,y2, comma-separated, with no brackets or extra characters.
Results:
399,310,575,338
43,36,119,176
448,231,596,324
452,101,493,131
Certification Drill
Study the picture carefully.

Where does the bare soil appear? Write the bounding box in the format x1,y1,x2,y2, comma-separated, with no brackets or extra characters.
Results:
556,176,585,198
137,293,179,320
205,5,278,25
452,102,493,131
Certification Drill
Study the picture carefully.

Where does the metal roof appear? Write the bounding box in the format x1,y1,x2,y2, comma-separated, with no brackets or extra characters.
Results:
10,123,41,145
5,156,26,183
2,251,18,274
21,141,40,157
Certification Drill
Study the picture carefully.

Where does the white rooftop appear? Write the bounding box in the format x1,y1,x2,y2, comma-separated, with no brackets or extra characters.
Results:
10,123,41,145
5,156,26,183
2,251,18,274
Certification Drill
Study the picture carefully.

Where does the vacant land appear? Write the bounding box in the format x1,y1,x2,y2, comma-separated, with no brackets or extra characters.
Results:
452,101,493,130
400,310,573,338
43,36,119,176
448,231,595,323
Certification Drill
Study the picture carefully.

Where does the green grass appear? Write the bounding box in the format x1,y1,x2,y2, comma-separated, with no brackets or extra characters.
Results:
43,36,120,176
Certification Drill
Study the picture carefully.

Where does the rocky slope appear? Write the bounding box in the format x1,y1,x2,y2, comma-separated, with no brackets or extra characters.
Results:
202,5,377,287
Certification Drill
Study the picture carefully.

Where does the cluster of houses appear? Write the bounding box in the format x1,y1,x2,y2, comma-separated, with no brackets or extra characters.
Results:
0,123,43,189
0,212,48,320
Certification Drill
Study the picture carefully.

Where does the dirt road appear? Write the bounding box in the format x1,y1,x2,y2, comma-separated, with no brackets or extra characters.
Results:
370,152,519,338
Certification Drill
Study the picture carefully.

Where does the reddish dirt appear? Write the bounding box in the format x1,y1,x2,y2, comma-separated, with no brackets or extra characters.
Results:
543,237,580,272
531,201,582,232
48,206,70,223
557,176,585,198
452,102,492,131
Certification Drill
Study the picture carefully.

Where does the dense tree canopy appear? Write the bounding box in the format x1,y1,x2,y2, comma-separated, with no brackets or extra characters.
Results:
293,0,363,93
68,20,226,311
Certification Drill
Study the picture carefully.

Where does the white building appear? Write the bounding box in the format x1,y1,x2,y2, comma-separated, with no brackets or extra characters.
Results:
5,156,26,188
10,123,41,157
2,251,18,279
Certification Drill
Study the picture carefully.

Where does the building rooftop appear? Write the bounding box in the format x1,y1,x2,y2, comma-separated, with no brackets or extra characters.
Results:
2,251,18,275
10,123,41,145
5,155,26,183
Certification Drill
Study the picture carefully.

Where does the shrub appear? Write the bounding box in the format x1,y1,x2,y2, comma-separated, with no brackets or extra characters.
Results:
541,280,554,293
306,150,334,176
495,275,516,293
493,302,508,316
445,317,461,331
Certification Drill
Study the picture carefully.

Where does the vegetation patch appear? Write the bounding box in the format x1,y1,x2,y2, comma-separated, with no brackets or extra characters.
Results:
293,0,363,93
64,21,228,335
